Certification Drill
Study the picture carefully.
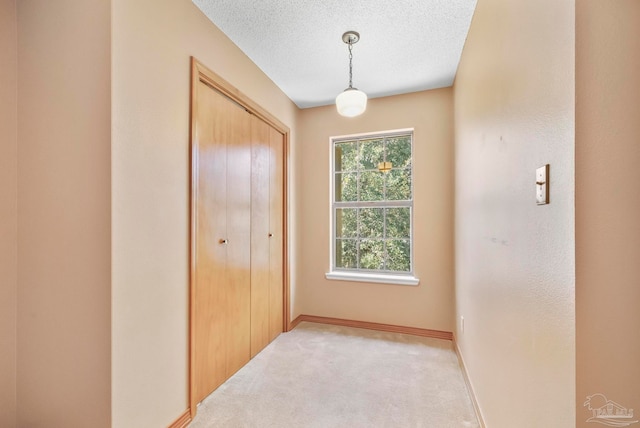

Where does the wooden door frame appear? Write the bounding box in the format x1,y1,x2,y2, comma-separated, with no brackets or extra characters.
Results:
189,57,291,418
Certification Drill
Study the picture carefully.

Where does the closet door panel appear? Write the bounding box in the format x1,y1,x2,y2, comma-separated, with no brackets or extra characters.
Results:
225,104,252,377
269,127,284,341
250,116,271,357
190,59,289,415
193,82,230,402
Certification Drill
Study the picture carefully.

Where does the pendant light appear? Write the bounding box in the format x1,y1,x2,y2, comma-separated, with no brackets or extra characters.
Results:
377,161,393,173
336,31,367,117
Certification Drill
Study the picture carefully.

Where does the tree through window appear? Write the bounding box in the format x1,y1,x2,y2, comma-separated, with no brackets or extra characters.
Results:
332,131,413,275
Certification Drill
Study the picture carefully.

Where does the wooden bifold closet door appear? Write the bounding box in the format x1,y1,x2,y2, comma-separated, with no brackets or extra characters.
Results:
190,59,286,410
250,116,284,357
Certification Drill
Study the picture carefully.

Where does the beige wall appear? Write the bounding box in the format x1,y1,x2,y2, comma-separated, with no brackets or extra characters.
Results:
16,0,112,426
297,89,454,332
454,0,575,426
576,1,640,426
0,0,18,426
111,1,299,426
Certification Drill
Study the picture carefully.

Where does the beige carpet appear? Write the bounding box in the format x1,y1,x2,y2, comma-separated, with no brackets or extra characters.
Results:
189,322,479,428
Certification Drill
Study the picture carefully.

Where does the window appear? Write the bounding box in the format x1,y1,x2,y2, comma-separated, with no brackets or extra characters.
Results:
327,130,418,286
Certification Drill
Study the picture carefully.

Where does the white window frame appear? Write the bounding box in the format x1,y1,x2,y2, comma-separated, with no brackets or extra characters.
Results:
325,129,419,286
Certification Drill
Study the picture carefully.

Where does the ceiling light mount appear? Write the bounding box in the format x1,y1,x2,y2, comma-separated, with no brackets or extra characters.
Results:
342,31,360,45
336,30,367,117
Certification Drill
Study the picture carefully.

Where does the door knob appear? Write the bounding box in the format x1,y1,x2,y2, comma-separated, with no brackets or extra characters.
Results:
219,238,228,244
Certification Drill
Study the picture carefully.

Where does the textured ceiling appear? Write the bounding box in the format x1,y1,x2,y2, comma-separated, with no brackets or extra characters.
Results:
192,0,477,109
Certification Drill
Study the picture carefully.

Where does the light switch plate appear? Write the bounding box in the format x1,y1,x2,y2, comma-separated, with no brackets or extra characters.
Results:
536,164,549,205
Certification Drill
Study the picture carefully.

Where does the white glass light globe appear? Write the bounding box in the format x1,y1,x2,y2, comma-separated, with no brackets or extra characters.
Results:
336,88,367,117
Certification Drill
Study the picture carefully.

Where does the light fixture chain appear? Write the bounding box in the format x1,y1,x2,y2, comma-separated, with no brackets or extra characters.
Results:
348,42,353,89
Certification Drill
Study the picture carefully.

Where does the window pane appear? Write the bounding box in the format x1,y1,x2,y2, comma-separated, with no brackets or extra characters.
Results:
336,239,357,269
386,136,412,168
385,168,411,200
385,208,410,238
359,139,384,170
359,208,383,238
335,172,358,201
360,171,384,201
334,141,358,172
332,132,413,275
385,239,411,272
359,239,384,270
336,208,357,238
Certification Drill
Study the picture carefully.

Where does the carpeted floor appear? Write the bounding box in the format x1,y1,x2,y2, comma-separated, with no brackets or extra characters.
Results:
189,322,480,428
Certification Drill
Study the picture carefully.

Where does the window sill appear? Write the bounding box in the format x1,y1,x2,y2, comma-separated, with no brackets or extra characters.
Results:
325,271,420,286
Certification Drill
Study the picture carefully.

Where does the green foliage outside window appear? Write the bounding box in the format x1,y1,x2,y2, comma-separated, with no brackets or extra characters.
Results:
333,133,413,274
